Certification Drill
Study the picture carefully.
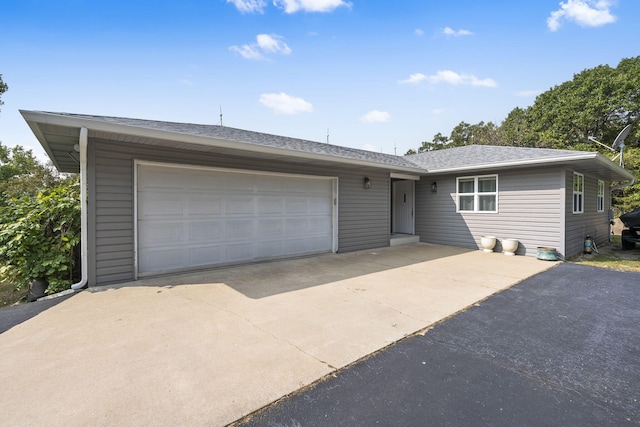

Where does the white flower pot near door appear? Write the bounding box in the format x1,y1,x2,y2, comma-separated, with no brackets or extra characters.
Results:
480,236,497,253
502,238,519,256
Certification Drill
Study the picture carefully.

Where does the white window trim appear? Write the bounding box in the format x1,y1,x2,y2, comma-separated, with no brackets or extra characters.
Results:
456,174,498,213
573,172,584,214
597,180,605,212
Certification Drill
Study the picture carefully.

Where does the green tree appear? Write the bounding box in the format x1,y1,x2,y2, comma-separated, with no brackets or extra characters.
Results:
0,182,81,293
0,74,7,113
1,140,80,295
406,56,640,212
0,142,69,206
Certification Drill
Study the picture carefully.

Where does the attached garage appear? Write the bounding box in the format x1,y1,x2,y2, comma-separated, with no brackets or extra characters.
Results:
136,162,338,276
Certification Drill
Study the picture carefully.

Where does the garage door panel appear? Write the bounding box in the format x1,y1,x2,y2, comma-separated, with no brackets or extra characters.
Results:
257,197,284,215
302,236,332,253
137,164,334,275
306,179,332,194
309,197,333,214
226,197,255,215
188,245,225,266
226,219,255,238
256,241,285,258
139,221,184,246
257,219,284,237
309,217,332,233
284,218,308,233
138,191,184,217
226,243,255,262
139,166,183,189
227,173,255,191
187,194,224,216
256,175,284,192
188,221,224,241
140,247,186,272
284,198,309,214
186,170,224,190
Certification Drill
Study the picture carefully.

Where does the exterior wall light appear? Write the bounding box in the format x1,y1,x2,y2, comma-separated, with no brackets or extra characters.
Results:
431,181,438,193
364,177,372,189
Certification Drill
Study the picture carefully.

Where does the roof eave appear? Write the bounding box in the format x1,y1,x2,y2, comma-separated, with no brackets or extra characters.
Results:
425,152,634,182
20,110,426,175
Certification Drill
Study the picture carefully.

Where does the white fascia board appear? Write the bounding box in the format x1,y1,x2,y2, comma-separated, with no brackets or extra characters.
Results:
426,152,634,182
592,153,635,181
20,110,426,174
425,153,597,173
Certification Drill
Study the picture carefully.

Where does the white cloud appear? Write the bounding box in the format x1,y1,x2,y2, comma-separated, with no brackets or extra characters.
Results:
431,108,447,115
273,0,351,13
256,34,292,54
360,110,390,123
414,28,424,37
443,26,474,36
362,143,380,152
398,73,427,84
259,92,314,115
426,70,497,87
227,0,267,13
547,0,616,31
230,34,291,60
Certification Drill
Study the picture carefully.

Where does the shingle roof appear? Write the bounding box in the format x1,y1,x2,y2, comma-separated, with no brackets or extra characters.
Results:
405,144,595,172
50,112,420,170
20,111,634,182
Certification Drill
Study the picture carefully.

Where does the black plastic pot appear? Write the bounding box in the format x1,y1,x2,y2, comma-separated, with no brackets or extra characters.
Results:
27,278,49,302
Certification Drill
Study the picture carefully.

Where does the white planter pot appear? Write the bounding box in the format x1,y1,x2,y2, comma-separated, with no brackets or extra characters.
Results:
480,236,497,253
502,238,519,256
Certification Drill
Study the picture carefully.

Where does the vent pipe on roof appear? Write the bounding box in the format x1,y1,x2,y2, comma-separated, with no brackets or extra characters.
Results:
71,127,88,290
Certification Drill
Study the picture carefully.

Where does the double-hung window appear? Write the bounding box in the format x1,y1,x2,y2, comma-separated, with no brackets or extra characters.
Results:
457,175,498,213
597,180,605,212
573,172,584,214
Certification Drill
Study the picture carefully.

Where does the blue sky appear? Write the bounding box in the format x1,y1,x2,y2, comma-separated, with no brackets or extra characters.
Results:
1,0,638,159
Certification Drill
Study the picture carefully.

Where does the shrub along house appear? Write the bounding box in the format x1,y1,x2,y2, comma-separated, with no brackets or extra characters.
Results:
21,111,634,288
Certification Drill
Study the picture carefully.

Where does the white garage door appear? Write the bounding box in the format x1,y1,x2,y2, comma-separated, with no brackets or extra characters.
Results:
136,162,336,276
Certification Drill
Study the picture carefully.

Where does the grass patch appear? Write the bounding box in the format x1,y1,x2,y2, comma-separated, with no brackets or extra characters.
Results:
571,237,640,272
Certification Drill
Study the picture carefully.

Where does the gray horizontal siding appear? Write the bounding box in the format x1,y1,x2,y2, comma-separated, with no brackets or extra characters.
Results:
564,169,610,258
416,167,564,256
88,138,390,285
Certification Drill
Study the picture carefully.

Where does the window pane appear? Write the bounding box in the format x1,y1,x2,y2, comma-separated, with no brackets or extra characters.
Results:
574,193,583,212
479,195,496,211
458,178,474,193
478,177,496,193
459,195,474,211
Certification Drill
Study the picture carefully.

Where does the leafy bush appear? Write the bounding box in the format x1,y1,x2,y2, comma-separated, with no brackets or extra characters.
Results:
0,182,80,293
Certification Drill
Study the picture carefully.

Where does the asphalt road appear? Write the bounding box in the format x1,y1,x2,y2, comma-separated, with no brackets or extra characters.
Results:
0,291,76,334
236,263,640,426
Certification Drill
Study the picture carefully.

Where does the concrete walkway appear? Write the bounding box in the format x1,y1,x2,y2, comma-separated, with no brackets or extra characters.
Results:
0,243,557,426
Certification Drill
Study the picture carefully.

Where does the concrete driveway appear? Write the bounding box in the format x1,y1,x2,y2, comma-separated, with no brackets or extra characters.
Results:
0,243,556,426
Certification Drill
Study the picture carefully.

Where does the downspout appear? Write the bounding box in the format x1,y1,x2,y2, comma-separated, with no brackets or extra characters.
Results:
71,127,88,290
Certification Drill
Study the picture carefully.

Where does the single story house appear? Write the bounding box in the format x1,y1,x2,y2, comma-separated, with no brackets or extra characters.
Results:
21,111,635,288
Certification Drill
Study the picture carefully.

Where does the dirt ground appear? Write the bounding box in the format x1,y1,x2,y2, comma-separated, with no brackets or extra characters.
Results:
0,282,26,308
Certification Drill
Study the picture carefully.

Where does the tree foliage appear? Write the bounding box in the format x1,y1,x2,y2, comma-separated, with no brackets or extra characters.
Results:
0,183,81,293
0,142,70,206
0,140,80,294
0,74,7,113
406,56,640,212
